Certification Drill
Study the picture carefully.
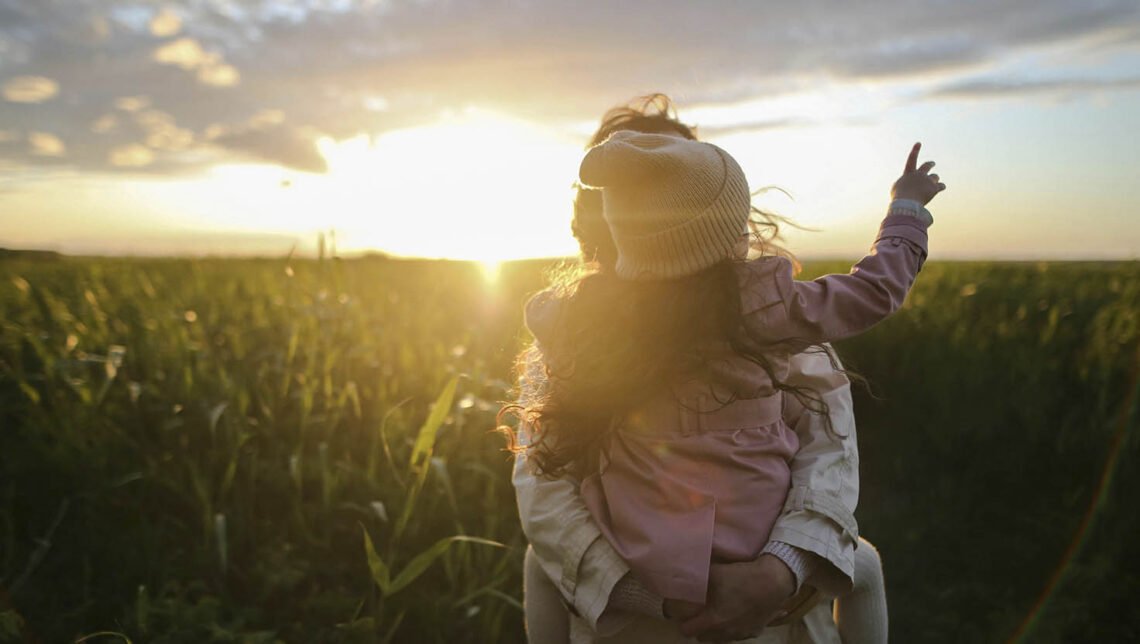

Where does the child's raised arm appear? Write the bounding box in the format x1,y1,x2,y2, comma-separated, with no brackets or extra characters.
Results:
740,143,946,349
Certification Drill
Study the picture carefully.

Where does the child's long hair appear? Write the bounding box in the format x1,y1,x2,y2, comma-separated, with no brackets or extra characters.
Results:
500,94,834,479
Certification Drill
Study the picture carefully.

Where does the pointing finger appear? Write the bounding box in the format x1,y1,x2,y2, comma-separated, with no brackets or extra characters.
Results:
906,142,920,174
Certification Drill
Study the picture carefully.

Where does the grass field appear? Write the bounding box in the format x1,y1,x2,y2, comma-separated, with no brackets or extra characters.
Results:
1,256,1137,643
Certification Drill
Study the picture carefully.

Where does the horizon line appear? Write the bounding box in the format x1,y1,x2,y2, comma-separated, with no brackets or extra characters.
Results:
2,247,1137,263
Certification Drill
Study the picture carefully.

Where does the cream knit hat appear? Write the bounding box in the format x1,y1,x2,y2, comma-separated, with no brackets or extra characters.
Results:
578,130,751,280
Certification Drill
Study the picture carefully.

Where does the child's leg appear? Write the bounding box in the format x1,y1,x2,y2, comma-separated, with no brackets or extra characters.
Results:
524,545,571,644
835,537,888,644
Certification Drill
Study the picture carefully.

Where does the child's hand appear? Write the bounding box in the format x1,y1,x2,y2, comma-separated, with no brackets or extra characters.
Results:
891,142,946,205
663,598,704,621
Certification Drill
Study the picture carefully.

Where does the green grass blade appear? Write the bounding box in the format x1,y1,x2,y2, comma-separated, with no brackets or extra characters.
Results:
387,535,504,596
360,524,391,595
408,375,458,471
394,377,459,540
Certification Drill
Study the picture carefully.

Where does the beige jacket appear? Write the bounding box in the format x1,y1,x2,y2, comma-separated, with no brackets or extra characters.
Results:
513,346,860,642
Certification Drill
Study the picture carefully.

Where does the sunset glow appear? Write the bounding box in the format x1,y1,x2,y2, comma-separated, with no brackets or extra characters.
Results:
101,110,587,260
2,1,1139,260
312,110,582,260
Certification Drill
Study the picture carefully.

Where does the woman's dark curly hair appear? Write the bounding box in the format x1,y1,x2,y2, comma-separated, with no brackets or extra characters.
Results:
501,94,833,479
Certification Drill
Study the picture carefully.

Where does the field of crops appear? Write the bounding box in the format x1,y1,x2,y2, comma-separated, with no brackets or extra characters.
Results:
1,255,1137,643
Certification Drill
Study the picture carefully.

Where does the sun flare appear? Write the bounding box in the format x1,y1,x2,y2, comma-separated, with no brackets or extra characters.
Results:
141,102,889,261
311,109,583,261
478,259,503,284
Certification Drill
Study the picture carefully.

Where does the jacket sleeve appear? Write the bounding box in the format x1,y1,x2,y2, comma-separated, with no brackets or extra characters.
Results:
741,202,931,349
511,346,633,631
767,344,861,597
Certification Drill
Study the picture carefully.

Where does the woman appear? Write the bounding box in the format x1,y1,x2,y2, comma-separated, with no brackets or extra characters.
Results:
512,95,881,643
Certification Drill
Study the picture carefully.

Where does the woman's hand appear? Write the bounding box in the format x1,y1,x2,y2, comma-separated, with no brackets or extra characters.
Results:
677,554,796,642
891,142,946,205
663,598,705,621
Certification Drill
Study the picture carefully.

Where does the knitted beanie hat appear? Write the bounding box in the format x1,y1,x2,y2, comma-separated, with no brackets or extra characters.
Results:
578,130,751,280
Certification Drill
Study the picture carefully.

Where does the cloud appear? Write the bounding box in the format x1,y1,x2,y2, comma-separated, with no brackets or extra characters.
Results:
152,37,240,86
115,96,151,112
197,62,240,87
149,8,182,37
826,35,992,79
213,124,327,173
108,143,154,167
693,117,808,138
28,132,65,156
0,0,1138,177
136,109,195,150
153,37,210,70
90,114,117,133
928,76,1140,100
3,76,59,103
248,109,285,128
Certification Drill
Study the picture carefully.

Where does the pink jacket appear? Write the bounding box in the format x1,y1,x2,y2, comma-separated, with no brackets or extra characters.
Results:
526,204,930,604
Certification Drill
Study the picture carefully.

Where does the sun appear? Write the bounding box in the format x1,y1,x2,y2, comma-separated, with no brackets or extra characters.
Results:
161,111,585,260
312,108,584,261
477,259,503,284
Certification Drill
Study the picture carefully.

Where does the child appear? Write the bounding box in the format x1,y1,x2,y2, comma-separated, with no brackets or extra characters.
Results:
519,131,943,641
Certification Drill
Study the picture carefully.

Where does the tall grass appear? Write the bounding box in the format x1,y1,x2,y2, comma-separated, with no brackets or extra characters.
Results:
0,257,1136,642
0,256,543,642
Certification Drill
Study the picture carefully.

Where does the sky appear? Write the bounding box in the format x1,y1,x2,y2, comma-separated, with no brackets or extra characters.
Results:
1,0,1139,261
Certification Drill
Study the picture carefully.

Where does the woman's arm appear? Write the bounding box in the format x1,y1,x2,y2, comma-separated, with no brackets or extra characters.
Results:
768,344,861,596
513,446,637,631
512,346,642,633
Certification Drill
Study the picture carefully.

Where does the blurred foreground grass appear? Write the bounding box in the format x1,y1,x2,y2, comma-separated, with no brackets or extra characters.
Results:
0,256,1137,643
